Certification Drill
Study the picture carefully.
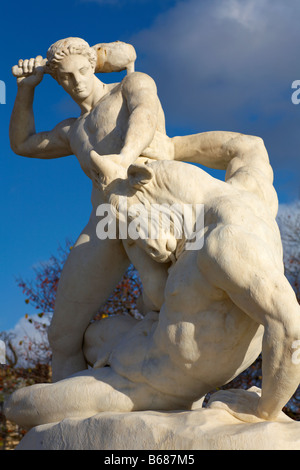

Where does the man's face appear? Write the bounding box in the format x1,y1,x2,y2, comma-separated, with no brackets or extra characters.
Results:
56,54,95,100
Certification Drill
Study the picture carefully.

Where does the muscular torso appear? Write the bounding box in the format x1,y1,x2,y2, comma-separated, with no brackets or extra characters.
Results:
67,81,172,187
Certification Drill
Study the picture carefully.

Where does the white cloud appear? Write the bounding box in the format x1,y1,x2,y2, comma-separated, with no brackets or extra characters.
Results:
133,0,296,111
216,0,268,31
130,0,300,185
7,314,51,367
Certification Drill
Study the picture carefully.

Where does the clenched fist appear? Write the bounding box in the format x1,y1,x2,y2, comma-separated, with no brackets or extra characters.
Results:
12,55,46,87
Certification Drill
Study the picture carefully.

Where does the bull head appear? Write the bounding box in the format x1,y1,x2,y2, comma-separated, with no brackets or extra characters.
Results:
90,151,185,264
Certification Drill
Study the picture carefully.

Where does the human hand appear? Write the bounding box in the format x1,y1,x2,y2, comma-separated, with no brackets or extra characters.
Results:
12,56,45,88
142,130,175,161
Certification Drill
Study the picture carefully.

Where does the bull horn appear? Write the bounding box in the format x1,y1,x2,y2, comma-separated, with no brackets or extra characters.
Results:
90,150,113,176
90,151,128,183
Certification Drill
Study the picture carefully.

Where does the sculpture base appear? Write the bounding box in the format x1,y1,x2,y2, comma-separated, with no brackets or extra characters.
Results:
16,388,300,450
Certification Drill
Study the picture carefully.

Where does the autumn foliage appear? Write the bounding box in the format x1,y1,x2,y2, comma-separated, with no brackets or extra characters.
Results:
18,240,143,322
14,240,143,367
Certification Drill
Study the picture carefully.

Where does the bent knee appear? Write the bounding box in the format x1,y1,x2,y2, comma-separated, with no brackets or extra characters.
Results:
233,134,266,153
84,315,138,347
228,134,270,169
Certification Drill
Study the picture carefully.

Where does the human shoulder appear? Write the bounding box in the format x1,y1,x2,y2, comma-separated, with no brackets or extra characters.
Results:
121,72,157,95
52,117,77,143
54,117,77,132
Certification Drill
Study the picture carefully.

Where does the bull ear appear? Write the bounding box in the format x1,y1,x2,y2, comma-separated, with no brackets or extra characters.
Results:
127,163,154,187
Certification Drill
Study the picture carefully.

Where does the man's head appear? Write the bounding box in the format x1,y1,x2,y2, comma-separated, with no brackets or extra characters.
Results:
46,38,97,100
47,37,97,79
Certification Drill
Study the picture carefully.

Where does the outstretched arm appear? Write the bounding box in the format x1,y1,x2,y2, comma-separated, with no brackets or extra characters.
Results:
10,56,74,159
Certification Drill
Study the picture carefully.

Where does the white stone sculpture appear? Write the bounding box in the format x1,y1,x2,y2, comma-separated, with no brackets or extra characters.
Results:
14,388,300,450
5,37,300,450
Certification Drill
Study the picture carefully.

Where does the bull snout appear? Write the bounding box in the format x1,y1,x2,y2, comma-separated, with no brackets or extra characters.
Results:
136,236,177,264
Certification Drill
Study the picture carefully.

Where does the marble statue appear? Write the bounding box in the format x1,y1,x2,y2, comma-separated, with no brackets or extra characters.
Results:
5,38,300,448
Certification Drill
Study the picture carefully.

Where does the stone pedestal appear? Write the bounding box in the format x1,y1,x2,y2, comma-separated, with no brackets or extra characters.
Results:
16,389,300,450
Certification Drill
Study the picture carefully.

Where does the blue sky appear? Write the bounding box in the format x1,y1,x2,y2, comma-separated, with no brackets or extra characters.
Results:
1,0,300,331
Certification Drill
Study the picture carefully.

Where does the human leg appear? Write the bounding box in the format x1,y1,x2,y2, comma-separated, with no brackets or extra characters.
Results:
83,314,139,368
48,209,129,381
4,366,184,428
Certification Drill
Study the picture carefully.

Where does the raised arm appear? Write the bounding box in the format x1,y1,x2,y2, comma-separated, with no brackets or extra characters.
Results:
10,56,74,159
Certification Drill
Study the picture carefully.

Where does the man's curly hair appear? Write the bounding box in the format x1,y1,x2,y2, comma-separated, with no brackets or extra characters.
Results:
46,37,97,80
